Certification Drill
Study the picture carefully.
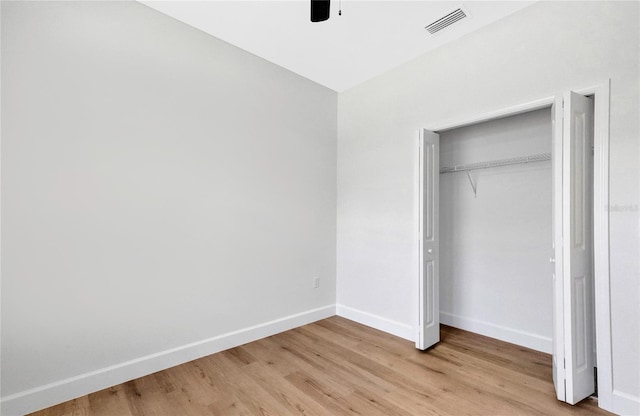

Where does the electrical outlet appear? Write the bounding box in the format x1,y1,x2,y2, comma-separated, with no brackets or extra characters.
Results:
313,277,320,289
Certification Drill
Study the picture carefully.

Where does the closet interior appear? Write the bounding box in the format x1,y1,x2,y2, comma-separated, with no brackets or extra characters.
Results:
438,108,556,352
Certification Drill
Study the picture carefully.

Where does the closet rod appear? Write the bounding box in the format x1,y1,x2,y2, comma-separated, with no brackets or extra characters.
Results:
440,152,551,174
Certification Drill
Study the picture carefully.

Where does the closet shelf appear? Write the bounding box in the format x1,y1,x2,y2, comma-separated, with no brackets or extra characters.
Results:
439,152,551,174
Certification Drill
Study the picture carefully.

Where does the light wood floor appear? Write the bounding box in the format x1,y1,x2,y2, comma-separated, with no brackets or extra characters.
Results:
30,317,612,416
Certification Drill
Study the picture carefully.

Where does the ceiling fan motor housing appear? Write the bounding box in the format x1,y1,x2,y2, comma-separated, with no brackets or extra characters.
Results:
311,0,330,22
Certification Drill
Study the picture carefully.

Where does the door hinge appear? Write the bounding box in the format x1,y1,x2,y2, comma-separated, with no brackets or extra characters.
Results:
563,358,566,369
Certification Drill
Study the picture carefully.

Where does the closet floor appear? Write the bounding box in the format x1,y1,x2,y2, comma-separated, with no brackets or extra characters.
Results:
30,316,611,416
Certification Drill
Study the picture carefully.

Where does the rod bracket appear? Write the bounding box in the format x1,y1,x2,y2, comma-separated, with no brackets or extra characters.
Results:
466,170,477,198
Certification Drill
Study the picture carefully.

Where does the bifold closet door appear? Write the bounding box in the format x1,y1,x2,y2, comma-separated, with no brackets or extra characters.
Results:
552,92,595,405
417,129,440,350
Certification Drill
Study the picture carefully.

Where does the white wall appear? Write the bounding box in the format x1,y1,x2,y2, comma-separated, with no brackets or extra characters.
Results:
1,1,336,414
439,109,553,353
337,1,639,414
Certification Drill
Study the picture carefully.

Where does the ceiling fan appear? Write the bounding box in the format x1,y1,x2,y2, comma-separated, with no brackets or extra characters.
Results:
310,0,336,22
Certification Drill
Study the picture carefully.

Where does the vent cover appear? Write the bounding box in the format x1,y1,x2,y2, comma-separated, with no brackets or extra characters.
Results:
425,8,468,34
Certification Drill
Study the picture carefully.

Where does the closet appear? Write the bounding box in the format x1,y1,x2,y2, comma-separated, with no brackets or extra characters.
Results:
416,91,600,406
438,109,554,352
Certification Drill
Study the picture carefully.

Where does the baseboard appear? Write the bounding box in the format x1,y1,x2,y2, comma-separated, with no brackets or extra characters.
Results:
611,390,640,415
336,304,414,341
440,311,552,354
0,304,336,416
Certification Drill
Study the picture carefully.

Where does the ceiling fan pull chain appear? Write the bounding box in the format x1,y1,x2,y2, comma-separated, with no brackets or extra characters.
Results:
339,0,342,16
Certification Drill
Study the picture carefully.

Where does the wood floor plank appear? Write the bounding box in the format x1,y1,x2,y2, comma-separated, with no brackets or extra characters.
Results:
87,386,133,416
28,317,613,416
205,349,294,416
440,325,552,381
291,323,512,414
239,361,329,416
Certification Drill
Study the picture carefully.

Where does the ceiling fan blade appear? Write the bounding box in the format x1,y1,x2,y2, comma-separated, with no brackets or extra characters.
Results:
311,0,330,22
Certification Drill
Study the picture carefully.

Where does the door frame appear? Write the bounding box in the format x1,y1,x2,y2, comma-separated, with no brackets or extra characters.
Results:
418,80,612,411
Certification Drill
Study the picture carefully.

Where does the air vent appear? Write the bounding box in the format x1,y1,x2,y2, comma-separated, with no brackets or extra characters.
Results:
425,8,468,34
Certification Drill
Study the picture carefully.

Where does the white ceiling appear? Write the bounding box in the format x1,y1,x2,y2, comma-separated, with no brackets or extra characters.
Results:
140,1,535,92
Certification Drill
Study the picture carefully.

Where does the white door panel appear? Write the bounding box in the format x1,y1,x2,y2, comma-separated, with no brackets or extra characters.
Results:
563,91,595,404
554,91,595,405
417,129,440,350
